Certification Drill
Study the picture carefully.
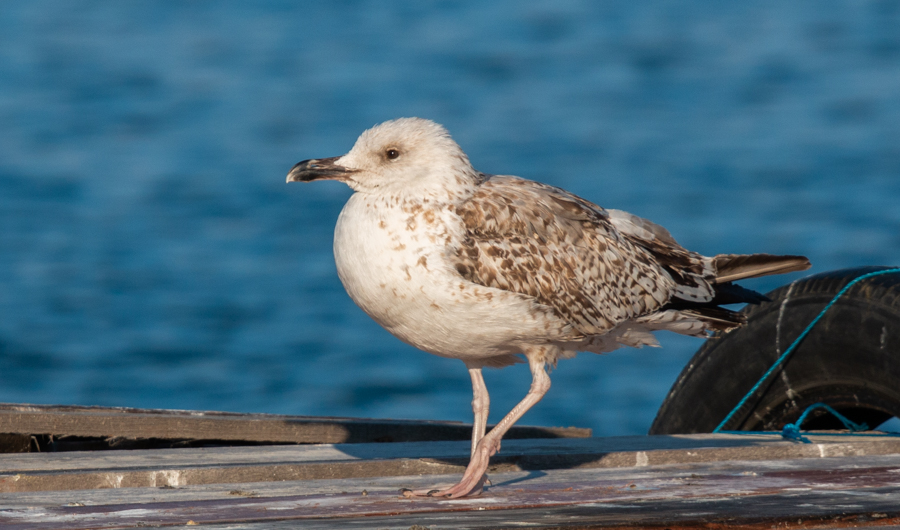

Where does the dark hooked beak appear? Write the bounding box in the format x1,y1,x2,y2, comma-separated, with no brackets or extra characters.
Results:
286,157,356,183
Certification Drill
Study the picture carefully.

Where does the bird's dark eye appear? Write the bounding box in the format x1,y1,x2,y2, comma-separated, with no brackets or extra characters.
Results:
386,148,400,160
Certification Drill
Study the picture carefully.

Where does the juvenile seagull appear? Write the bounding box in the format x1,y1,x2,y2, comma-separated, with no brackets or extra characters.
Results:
287,118,810,499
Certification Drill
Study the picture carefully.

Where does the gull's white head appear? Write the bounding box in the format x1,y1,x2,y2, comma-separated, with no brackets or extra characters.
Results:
287,118,478,198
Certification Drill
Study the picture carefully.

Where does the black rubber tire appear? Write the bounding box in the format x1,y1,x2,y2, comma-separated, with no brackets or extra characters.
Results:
650,266,900,434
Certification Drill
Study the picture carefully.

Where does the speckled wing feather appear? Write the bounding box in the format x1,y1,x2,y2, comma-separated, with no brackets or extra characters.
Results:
605,209,716,302
453,176,715,336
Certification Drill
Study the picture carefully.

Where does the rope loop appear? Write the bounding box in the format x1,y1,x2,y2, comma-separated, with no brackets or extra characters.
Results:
780,403,869,443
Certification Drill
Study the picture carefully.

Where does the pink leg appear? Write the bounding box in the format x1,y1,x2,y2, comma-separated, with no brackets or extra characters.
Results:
461,367,490,495
402,357,550,499
401,365,491,497
468,366,490,459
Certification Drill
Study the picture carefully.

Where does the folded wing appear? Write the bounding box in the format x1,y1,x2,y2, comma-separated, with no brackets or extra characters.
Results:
453,176,715,336
453,176,810,340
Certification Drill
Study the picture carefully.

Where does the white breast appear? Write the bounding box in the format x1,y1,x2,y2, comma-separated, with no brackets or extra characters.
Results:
333,192,570,360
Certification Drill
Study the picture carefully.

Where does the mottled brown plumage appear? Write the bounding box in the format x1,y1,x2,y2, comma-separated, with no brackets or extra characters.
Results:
454,175,677,335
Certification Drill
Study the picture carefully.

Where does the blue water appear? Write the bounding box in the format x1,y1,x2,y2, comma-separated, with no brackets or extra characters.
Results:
1,2,899,436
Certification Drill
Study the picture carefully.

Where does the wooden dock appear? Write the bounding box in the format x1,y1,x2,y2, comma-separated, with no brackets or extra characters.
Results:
2,404,900,529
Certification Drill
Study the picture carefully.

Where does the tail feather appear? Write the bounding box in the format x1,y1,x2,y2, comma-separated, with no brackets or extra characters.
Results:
602,252,810,351
658,254,810,339
713,254,810,283
710,282,771,305
680,307,747,332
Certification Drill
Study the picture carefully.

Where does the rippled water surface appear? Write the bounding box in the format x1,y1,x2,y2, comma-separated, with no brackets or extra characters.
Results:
1,2,899,436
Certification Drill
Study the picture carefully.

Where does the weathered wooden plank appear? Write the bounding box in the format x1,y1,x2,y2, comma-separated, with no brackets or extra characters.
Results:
2,433,899,493
1,455,899,529
0,454,895,508
163,503,900,530
4,432,897,473
163,493,899,530
0,403,590,448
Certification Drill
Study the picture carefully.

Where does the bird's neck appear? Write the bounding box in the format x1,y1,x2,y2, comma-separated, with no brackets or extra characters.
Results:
363,174,482,207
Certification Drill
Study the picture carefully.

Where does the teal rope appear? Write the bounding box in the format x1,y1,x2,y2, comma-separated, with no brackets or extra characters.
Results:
717,429,895,438
780,403,868,443
713,267,900,433
717,402,877,442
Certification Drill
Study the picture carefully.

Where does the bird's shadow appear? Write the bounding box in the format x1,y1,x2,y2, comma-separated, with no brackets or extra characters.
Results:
489,470,548,488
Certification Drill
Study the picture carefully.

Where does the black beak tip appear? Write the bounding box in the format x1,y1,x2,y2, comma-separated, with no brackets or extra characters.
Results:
286,157,349,183
286,159,314,183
